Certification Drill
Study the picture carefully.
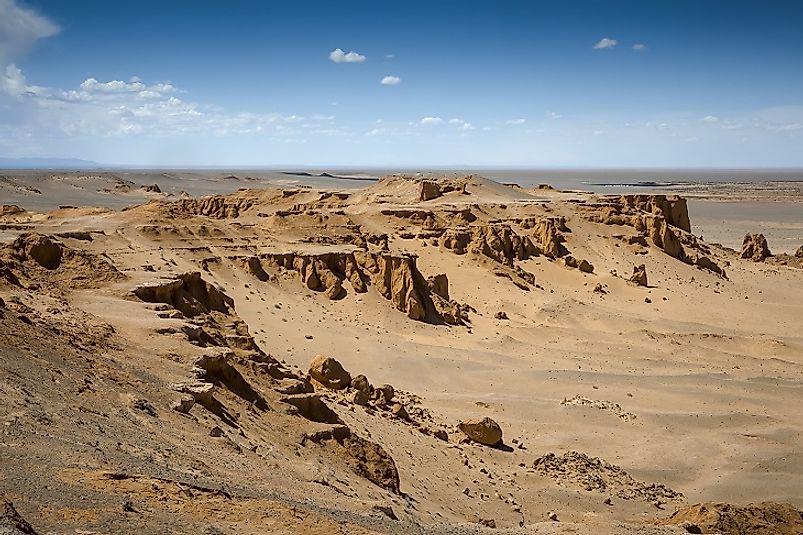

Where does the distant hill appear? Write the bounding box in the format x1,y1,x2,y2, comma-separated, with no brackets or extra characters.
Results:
0,157,102,169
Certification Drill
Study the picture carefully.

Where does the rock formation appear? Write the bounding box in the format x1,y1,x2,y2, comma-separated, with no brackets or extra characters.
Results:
741,233,772,261
260,251,468,324
0,233,124,289
133,272,233,318
618,194,691,232
630,264,648,286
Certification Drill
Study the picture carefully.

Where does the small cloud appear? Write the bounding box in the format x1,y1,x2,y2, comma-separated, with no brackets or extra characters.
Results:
593,38,617,50
380,75,400,86
505,118,526,125
702,115,720,123
448,118,465,124
385,54,395,59
458,122,475,132
593,130,605,136
80,78,145,93
546,111,562,120
632,43,648,51
420,116,443,126
329,48,366,63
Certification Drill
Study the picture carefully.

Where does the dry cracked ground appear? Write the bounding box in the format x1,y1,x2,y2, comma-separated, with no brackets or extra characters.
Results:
1,173,802,534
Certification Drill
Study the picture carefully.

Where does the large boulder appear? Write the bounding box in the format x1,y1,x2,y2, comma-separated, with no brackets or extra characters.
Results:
308,354,351,390
458,416,503,446
741,234,771,261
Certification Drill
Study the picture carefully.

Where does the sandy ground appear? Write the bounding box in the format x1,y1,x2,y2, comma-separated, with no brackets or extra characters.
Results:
1,172,801,534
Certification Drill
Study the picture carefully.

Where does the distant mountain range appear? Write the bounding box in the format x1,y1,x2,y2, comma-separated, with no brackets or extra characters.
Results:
0,157,102,169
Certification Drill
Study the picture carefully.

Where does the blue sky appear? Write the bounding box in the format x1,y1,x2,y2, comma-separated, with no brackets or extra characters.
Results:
1,0,802,167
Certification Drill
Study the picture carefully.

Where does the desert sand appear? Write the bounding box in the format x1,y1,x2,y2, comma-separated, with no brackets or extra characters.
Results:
1,172,802,534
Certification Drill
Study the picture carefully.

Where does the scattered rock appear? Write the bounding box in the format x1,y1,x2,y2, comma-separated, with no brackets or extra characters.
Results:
308,354,351,390
209,426,224,437
494,311,508,320
593,283,607,294
142,183,162,193
741,233,771,261
457,416,503,446
533,451,682,504
132,398,157,417
434,429,448,442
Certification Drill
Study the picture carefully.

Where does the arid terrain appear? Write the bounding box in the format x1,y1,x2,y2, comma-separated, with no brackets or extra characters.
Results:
1,172,802,534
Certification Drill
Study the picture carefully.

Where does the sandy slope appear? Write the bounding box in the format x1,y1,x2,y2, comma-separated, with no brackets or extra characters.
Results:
1,173,801,534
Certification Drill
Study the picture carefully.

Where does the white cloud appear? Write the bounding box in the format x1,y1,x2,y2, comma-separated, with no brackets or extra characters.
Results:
0,65,336,140
380,75,400,85
702,115,720,123
80,78,146,93
329,48,366,63
458,122,475,132
632,44,648,51
505,118,526,125
593,38,617,50
547,111,562,120
448,118,465,124
420,116,443,126
0,0,60,65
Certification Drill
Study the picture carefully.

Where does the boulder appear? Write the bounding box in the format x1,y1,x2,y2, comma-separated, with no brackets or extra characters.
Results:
796,245,803,258
308,354,351,390
458,416,503,446
390,403,410,421
170,395,195,414
372,384,394,407
578,259,594,273
629,264,648,286
741,233,771,261
348,374,372,405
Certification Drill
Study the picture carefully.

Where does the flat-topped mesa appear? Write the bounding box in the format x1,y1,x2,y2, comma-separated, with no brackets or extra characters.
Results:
259,250,469,324
618,194,691,232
